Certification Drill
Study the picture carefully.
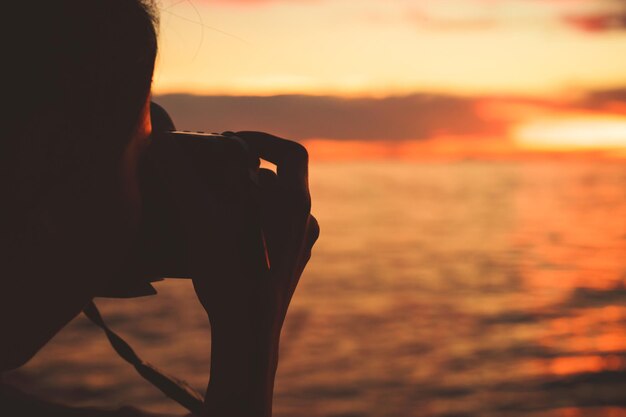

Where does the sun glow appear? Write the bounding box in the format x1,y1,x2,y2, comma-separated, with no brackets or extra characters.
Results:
514,116,626,150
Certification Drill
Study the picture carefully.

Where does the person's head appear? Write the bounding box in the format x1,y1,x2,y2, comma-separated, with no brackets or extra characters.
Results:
2,0,160,283
7,0,157,124
5,0,157,179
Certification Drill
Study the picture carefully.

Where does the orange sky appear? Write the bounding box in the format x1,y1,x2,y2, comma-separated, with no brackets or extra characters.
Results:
153,0,626,97
151,0,626,156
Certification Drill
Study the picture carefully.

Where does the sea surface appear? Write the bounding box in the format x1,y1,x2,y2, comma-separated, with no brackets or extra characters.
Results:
7,160,626,417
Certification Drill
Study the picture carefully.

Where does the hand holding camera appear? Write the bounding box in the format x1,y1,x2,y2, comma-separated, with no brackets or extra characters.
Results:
193,131,319,417
142,127,320,328
114,105,320,416
139,106,319,326
191,131,319,329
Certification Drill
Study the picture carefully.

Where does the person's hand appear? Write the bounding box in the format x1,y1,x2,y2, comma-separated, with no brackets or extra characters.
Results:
191,131,319,337
182,132,319,417
141,130,318,416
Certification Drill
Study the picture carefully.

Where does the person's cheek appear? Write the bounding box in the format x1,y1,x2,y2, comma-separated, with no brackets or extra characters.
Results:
121,96,152,226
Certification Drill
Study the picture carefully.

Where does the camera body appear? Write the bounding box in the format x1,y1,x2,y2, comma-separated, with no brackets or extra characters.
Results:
140,129,260,274
97,105,264,298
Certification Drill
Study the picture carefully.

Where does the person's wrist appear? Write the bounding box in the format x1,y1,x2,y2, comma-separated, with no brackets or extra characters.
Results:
206,327,280,417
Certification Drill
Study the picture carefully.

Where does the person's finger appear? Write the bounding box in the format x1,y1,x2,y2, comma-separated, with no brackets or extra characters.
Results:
257,167,282,232
306,214,320,249
257,168,282,211
233,131,309,204
258,167,279,188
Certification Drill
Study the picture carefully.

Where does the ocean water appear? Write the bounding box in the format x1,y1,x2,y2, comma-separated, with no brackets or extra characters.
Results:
6,160,626,417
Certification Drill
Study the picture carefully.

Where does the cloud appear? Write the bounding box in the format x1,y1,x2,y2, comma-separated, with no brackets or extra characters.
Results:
177,0,318,5
166,0,626,32
407,10,498,31
561,12,626,32
152,88,626,145
401,0,626,33
541,0,626,32
580,87,626,112
153,93,505,141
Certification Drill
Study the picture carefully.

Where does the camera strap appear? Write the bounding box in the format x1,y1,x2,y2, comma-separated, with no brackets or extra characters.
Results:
83,301,204,416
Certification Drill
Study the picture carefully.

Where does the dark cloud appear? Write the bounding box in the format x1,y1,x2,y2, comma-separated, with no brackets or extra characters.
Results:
153,94,505,141
403,0,626,33
543,0,626,32
562,12,626,32
580,87,626,109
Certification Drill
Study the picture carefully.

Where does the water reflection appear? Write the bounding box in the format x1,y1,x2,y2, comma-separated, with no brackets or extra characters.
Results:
6,160,626,417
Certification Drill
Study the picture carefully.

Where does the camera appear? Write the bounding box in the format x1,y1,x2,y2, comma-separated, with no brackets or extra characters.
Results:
97,103,265,298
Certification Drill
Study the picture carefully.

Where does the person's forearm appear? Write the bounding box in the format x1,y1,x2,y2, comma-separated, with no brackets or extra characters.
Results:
204,323,281,417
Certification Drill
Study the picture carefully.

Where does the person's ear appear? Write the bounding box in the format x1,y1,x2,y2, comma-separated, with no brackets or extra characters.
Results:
137,93,152,139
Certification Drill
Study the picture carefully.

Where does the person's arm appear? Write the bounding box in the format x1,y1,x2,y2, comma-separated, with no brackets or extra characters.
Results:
203,317,280,416
188,132,319,417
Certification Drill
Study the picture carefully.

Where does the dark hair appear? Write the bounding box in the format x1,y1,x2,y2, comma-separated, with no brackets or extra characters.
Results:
2,0,158,212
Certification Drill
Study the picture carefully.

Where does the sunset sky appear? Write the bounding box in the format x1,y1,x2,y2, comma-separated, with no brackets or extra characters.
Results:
153,0,626,96
152,0,626,156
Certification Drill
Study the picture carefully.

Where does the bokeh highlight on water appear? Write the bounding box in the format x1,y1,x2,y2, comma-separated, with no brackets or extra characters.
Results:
6,160,626,417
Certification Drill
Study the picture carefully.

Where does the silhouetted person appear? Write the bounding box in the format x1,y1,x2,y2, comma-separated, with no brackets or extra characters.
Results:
0,1,319,416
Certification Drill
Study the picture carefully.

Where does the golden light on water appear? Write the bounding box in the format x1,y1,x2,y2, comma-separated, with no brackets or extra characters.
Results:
514,116,626,151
